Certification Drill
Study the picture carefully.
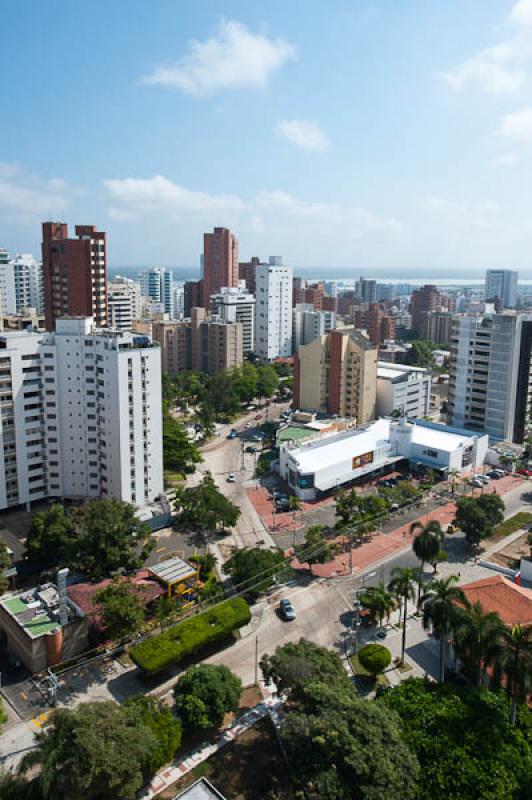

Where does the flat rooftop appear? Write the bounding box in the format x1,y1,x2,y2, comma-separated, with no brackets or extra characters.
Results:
1,586,67,639
276,425,316,444
148,557,198,586
377,362,429,379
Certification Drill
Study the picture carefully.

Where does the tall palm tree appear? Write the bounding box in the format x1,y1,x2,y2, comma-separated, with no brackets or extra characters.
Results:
499,624,532,727
388,567,418,665
359,581,396,628
453,600,505,687
421,575,465,683
411,520,443,607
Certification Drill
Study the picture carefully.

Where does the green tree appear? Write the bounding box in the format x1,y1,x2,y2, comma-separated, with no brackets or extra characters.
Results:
405,340,437,369
72,499,153,579
421,575,465,683
204,370,240,418
411,520,444,606
174,664,242,732
233,363,258,404
25,504,77,569
175,472,240,535
359,581,396,628
260,639,352,701
124,695,182,772
0,771,43,800
224,547,286,596
498,623,532,726
358,643,392,676
256,364,279,402
453,600,505,686
282,681,420,800
294,524,335,567
388,567,419,665
21,701,162,800
379,678,532,800
162,414,202,475
95,578,146,640
454,494,505,547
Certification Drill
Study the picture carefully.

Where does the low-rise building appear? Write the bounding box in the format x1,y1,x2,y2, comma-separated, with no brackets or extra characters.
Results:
376,362,431,419
279,417,488,500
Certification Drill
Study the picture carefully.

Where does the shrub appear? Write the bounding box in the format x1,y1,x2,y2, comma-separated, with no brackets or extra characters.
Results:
129,597,251,674
358,643,392,675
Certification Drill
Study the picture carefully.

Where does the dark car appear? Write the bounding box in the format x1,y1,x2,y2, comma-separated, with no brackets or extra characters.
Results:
279,598,296,621
227,429,238,439
245,445,258,453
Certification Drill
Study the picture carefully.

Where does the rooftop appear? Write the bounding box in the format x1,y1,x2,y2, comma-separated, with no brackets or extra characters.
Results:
1,583,80,639
173,778,226,799
377,361,430,380
276,425,316,444
148,556,198,587
460,575,532,627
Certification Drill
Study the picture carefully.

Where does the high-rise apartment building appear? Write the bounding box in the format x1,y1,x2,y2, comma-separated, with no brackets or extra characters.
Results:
151,319,192,375
183,280,203,317
173,284,185,319
202,227,239,305
365,304,396,346
0,249,16,315
139,268,174,317
356,277,377,304
0,318,163,510
255,258,293,361
108,276,142,331
238,256,260,295
190,308,243,375
376,362,431,419
292,304,336,351
448,312,532,443
425,310,453,345
410,285,442,336
294,328,377,421
485,269,518,309
42,223,108,331
11,254,44,314
210,287,255,354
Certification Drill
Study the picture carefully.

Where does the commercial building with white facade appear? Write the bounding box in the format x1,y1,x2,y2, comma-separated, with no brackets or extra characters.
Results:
210,286,255,355
376,362,431,419
255,258,292,361
0,318,163,511
108,276,142,331
279,417,488,500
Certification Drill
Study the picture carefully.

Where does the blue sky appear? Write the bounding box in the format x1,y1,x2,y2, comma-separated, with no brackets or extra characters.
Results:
2,0,532,275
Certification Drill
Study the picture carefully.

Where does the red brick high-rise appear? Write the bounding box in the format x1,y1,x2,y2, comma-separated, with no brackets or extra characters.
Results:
410,285,442,336
42,222,108,331
202,227,239,307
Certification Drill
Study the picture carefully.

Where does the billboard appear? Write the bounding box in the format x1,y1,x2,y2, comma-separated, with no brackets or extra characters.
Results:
352,451,374,470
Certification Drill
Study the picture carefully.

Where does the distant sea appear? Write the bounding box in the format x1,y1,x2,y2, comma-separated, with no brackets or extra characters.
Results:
109,265,532,289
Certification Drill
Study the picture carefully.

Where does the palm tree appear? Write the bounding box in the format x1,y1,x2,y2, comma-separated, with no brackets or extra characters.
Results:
388,567,418,665
359,581,396,628
499,624,532,726
411,520,443,607
453,600,505,686
421,575,465,683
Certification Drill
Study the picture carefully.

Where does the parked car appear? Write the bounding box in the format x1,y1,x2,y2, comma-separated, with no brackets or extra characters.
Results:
227,473,236,483
487,470,502,479
473,475,490,484
517,468,532,477
469,478,483,488
245,445,258,453
227,429,238,439
279,598,296,621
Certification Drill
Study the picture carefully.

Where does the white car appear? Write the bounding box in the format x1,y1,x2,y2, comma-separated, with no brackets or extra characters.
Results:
227,473,236,483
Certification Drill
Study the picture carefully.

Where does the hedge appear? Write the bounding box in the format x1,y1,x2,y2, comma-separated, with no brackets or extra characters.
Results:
129,597,251,674
357,643,392,675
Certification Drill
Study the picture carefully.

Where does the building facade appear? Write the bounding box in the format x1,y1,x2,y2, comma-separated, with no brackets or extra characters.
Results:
202,227,239,306
108,276,142,331
255,258,293,361
151,319,192,375
139,268,173,317
292,304,336,351
485,269,518,309
410,285,442,337
0,318,163,511
448,312,532,443
376,362,431,419
294,327,377,422
11,254,44,314
42,223,108,331
210,287,255,354
0,249,16,316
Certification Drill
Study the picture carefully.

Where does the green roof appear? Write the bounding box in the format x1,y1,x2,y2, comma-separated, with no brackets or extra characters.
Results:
276,425,315,443
3,597,27,614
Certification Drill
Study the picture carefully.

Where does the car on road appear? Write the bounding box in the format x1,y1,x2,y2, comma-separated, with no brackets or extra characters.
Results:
517,468,532,476
227,473,236,482
279,598,296,621
487,470,502,479
473,474,490,484
469,478,483,488
245,445,258,453
227,429,238,439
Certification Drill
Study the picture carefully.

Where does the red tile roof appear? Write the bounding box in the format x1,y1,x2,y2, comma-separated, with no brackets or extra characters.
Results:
460,575,532,627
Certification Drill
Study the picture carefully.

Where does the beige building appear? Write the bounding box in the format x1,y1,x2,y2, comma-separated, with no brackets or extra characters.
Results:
152,319,192,375
294,327,377,422
192,307,243,375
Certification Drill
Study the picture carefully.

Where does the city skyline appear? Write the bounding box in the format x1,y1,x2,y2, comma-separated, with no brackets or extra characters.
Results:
3,1,532,272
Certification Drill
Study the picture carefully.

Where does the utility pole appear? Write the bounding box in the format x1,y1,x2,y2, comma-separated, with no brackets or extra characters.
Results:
254,635,259,686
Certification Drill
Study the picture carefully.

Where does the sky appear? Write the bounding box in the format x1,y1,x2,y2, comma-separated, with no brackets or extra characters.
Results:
3,0,532,276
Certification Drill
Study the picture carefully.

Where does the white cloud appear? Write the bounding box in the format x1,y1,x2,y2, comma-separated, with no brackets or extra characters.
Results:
497,107,532,141
104,175,245,220
492,152,520,165
103,175,401,240
0,163,71,223
441,2,532,94
420,194,499,230
143,20,295,95
276,119,329,152
511,0,532,26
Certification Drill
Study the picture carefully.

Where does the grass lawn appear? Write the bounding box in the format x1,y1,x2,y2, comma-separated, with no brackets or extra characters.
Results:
484,512,532,546
164,469,186,488
161,716,293,800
